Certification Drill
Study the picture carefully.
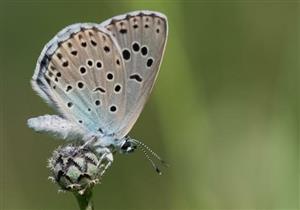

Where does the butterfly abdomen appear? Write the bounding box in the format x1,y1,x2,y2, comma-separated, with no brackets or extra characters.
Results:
27,115,86,140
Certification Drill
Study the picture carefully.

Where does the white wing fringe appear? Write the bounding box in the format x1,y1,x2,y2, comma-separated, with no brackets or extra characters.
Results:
27,115,86,141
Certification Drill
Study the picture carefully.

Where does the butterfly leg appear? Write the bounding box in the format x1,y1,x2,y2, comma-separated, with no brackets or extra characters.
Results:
81,135,98,148
97,147,113,176
81,136,113,176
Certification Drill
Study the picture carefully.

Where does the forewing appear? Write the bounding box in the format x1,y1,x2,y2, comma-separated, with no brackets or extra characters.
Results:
101,11,168,137
32,23,127,135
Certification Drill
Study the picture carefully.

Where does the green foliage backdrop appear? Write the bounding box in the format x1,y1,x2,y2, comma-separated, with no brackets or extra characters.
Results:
0,1,299,210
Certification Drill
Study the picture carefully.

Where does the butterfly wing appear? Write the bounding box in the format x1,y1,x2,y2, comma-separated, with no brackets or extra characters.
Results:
100,11,168,138
31,23,128,136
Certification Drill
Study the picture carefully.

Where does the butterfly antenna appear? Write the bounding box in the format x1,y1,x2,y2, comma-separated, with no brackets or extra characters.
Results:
133,139,169,167
137,143,162,175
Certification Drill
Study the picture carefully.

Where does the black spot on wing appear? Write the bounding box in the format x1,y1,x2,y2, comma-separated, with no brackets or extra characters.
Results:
129,74,143,82
93,87,106,93
120,29,127,34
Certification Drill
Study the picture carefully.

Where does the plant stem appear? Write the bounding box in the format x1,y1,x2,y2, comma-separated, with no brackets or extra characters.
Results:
74,190,94,210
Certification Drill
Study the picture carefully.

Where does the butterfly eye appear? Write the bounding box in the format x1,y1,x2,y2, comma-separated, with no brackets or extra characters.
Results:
121,141,131,150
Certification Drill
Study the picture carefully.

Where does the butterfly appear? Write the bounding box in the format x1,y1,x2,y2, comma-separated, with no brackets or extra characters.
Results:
27,10,168,174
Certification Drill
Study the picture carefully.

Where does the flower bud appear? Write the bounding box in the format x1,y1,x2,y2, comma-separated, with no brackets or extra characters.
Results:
48,145,112,194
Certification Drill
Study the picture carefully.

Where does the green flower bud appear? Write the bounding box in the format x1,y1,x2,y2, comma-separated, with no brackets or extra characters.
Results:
48,145,112,194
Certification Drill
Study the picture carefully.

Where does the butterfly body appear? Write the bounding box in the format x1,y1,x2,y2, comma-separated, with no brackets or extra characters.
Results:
28,11,168,171
27,114,135,154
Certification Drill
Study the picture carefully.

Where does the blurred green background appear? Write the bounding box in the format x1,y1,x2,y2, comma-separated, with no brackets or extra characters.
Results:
0,1,299,210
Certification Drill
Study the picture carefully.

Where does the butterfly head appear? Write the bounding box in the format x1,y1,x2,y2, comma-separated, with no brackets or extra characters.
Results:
118,138,169,175
119,138,137,154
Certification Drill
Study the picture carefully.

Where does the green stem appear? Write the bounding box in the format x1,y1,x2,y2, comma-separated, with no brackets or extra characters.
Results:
74,190,94,210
